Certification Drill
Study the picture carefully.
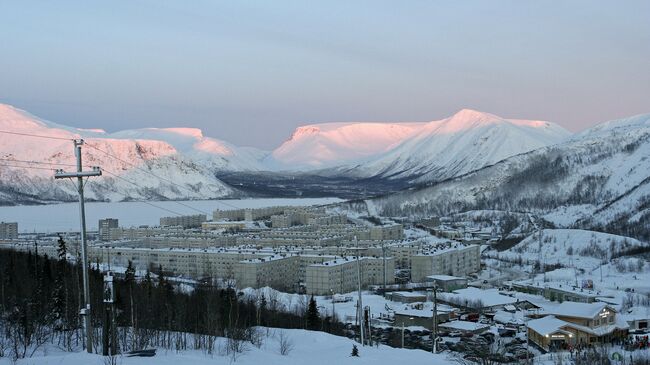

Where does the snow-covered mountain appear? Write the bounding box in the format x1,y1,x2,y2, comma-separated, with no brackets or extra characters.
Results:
334,109,571,181
265,121,426,170
359,112,650,241
264,109,570,184
0,104,235,204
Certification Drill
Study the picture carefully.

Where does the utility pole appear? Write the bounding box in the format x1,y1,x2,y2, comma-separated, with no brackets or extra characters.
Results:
353,236,364,346
432,283,438,354
382,241,387,298
54,139,102,354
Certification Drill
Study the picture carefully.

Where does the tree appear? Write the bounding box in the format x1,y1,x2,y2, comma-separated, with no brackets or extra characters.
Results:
351,344,359,357
305,295,320,330
56,235,67,261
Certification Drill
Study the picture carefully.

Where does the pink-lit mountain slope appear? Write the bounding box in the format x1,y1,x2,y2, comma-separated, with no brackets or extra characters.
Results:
329,109,571,182
0,104,233,203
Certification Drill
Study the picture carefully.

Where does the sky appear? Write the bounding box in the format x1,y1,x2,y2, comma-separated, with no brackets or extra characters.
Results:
0,1,649,150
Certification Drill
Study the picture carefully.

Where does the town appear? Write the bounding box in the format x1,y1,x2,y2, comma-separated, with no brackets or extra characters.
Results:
2,204,648,363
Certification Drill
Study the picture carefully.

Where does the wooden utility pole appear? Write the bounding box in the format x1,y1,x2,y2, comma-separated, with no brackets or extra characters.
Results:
102,271,118,356
54,139,102,353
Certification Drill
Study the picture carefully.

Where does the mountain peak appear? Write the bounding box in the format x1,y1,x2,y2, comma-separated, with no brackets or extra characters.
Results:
449,109,503,123
158,127,204,139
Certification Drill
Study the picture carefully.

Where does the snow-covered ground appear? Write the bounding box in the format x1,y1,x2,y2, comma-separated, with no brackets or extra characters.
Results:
499,229,645,270
0,328,454,365
0,197,341,232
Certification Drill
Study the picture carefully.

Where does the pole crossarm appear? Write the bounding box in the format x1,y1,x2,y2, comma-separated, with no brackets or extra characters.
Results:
54,167,102,179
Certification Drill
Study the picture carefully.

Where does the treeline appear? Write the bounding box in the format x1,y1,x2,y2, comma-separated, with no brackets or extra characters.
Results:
0,245,343,360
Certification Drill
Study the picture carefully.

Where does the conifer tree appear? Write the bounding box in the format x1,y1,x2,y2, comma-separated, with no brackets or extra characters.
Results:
306,295,320,330
351,344,359,357
56,235,67,261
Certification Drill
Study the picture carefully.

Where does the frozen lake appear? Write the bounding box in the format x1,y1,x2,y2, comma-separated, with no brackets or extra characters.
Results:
0,198,343,233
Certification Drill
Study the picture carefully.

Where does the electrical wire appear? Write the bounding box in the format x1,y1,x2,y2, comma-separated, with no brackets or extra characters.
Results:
0,130,74,141
0,130,241,213
0,158,77,167
84,141,240,210
0,163,58,171
101,168,210,216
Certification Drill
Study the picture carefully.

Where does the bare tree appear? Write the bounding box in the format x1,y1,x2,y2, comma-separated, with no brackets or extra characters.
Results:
277,331,294,356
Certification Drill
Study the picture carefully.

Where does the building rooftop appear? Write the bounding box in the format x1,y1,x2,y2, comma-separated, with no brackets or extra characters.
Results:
527,315,571,336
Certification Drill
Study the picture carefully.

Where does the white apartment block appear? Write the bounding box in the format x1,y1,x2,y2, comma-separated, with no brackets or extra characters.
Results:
160,214,207,228
305,256,395,295
410,244,480,282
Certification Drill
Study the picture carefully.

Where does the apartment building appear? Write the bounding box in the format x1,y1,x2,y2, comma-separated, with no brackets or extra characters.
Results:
370,224,404,240
160,214,207,228
98,218,119,241
305,256,395,295
213,206,290,222
410,244,480,282
0,222,18,239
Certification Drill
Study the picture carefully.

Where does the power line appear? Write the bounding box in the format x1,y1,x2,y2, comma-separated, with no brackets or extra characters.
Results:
101,168,201,216
0,130,74,141
0,158,77,167
85,141,240,210
0,161,186,218
0,131,241,212
0,156,211,216
0,163,58,171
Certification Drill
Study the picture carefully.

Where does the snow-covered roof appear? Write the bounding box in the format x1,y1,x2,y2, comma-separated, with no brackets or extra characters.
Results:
620,307,650,322
440,287,517,308
392,291,427,298
552,302,614,319
394,302,455,318
426,274,466,281
439,320,489,332
527,316,571,336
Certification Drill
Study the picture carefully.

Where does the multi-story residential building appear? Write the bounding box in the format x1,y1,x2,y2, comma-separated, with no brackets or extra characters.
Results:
0,222,18,239
98,218,119,241
410,244,480,282
213,206,290,222
305,256,395,295
160,214,207,228
370,224,404,240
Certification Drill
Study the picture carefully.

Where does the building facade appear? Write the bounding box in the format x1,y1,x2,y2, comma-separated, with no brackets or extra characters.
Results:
0,222,18,239
98,218,119,241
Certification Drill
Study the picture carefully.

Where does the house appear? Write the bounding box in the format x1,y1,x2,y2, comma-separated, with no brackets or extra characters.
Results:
425,275,468,292
511,281,600,303
527,302,629,351
620,307,650,333
527,316,576,351
392,302,455,330
438,320,489,335
389,291,427,303
438,287,517,312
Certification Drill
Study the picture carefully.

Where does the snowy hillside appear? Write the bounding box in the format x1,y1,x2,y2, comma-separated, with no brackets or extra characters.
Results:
361,113,650,240
266,122,425,170
500,229,645,270
341,109,570,182
0,327,454,365
0,104,233,204
108,127,268,171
